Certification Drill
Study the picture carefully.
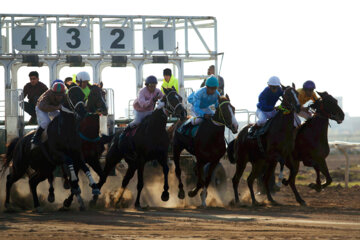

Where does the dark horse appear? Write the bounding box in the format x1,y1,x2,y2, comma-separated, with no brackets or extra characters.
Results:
229,84,301,206
282,91,344,203
173,94,238,207
2,86,93,211
97,87,187,208
52,84,111,208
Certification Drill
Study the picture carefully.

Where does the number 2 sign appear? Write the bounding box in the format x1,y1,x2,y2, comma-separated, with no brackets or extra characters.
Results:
12,26,47,51
57,27,90,52
143,27,175,52
100,27,134,52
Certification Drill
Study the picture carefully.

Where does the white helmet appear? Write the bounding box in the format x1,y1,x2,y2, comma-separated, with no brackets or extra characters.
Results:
76,71,91,82
267,76,281,87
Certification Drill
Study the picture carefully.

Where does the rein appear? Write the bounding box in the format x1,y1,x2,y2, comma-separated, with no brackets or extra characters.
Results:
277,105,291,115
163,90,182,114
212,101,231,127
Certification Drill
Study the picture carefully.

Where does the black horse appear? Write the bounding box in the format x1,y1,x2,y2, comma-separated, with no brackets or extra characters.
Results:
282,91,344,204
96,87,187,208
173,94,238,207
2,86,93,211
229,84,301,206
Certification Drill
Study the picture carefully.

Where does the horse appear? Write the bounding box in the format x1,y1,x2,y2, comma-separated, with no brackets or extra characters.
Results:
228,84,301,206
60,84,113,208
282,91,344,204
96,87,187,209
172,94,239,208
2,86,92,211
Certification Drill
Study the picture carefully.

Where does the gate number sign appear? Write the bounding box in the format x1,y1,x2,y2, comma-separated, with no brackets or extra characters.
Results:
12,26,176,53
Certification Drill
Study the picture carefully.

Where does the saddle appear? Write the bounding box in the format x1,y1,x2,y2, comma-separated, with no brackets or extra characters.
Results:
177,119,200,138
247,118,273,140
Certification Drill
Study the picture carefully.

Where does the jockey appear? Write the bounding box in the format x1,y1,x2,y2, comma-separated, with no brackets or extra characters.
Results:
161,68,179,94
187,75,220,126
31,82,66,145
76,71,91,101
296,80,318,121
249,76,283,135
120,75,164,139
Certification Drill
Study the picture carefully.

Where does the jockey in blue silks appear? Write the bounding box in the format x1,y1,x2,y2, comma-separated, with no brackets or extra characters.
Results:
188,75,220,125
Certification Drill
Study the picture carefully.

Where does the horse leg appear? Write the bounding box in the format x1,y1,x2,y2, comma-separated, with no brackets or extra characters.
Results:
159,154,170,202
47,173,55,203
63,168,80,209
134,162,145,209
113,161,137,207
309,167,322,192
188,160,205,198
5,167,26,209
98,143,122,189
247,160,265,206
286,157,306,206
29,171,48,212
173,143,185,199
88,157,105,207
201,161,218,208
61,165,71,189
263,161,279,205
318,158,332,189
232,156,247,204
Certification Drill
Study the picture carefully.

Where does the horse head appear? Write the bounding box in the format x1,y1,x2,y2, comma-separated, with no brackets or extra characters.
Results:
65,85,87,118
161,86,187,120
281,83,301,113
215,94,239,134
87,84,108,116
312,91,344,124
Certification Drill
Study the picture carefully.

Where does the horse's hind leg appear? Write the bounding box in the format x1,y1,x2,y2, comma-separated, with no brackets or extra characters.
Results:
98,143,122,189
113,161,136,207
47,173,55,203
247,160,265,206
286,157,306,206
159,154,170,202
308,167,322,192
134,162,145,209
188,160,205,198
29,171,48,212
5,167,26,209
173,143,185,199
263,161,279,205
318,158,332,189
232,156,247,204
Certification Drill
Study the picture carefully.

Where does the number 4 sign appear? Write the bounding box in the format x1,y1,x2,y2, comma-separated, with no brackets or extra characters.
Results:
12,26,47,51
143,27,175,52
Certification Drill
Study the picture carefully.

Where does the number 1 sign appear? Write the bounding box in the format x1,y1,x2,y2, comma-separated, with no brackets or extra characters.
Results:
143,27,175,52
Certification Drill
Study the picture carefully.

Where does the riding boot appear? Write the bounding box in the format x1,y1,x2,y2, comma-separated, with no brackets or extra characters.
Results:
248,124,259,137
120,125,133,141
31,126,45,145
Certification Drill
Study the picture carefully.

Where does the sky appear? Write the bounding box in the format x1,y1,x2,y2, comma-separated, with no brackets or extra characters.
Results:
1,0,360,119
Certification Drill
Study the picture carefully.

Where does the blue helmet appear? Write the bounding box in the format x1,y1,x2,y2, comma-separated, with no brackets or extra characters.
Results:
205,75,219,87
52,79,64,86
145,75,158,85
303,80,316,90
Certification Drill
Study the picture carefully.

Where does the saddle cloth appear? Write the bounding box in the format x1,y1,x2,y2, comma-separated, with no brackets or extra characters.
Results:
177,119,200,138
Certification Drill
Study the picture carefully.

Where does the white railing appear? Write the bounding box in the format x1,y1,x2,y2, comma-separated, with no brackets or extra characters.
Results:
0,100,5,121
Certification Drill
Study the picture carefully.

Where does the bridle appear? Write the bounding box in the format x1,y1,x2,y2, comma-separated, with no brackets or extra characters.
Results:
212,100,233,129
163,90,183,115
65,86,85,114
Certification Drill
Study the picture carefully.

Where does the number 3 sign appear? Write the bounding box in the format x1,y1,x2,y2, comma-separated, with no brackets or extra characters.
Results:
57,27,91,52
143,27,175,52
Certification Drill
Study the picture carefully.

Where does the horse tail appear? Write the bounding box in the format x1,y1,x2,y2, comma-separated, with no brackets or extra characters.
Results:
227,139,237,164
1,137,20,174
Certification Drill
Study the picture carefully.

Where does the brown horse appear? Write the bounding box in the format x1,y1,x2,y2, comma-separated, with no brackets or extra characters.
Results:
173,94,238,207
229,84,301,206
282,91,344,203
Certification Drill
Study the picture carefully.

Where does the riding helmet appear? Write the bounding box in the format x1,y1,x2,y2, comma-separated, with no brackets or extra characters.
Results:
52,82,66,94
267,76,281,87
52,79,64,86
145,75,158,85
303,80,316,90
205,75,219,87
76,71,91,82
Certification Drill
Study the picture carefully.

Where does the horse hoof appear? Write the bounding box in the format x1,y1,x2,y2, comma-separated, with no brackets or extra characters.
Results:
188,190,197,198
92,188,101,196
178,189,185,199
63,181,71,190
48,194,55,203
308,183,321,192
282,179,289,186
161,191,170,202
63,199,72,208
89,199,97,208
71,187,81,195
79,205,86,211
34,207,44,213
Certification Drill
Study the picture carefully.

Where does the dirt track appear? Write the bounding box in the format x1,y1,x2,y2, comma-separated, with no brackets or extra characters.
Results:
1,185,359,240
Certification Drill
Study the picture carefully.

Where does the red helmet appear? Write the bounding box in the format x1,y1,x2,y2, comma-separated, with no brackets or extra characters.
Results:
52,82,66,94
